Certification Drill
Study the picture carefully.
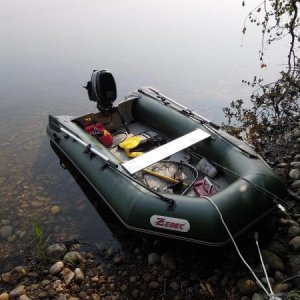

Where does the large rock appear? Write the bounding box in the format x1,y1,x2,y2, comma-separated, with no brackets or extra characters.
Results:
46,244,67,260
63,251,83,267
1,266,28,284
261,250,285,271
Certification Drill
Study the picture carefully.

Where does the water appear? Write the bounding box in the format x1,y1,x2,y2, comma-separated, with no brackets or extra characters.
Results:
0,0,286,272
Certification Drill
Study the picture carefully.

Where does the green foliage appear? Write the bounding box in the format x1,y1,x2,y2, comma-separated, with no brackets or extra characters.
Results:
223,69,300,150
32,220,50,265
287,290,300,300
223,1,300,151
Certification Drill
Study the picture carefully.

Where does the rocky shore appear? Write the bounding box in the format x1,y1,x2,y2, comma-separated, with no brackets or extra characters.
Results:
2,123,300,300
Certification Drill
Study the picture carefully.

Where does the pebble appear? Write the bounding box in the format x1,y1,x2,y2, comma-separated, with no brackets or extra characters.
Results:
106,247,115,258
147,252,160,265
251,293,264,300
291,180,300,189
61,268,75,285
293,129,300,137
274,270,287,282
0,293,9,300
0,225,13,239
49,261,64,275
50,205,61,215
237,278,257,295
289,236,300,250
265,240,288,256
289,168,300,179
148,281,160,289
276,162,288,168
113,254,123,265
9,285,25,298
19,295,31,300
74,268,85,282
170,281,179,290
261,250,285,271
273,283,291,294
131,289,139,298
161,253,176,270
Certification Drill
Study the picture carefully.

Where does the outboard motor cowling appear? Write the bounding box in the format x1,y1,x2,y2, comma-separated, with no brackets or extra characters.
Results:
85,69,117,112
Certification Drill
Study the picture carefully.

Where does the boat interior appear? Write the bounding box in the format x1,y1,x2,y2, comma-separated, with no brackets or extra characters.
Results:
71,70,232,197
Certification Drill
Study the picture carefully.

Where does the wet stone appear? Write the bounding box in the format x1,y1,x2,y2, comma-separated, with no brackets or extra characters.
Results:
63,251,83,267
46,244,67,260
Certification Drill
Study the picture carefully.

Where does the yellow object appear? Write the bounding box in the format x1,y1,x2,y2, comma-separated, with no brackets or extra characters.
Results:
119,135,144,158
143,168,188,187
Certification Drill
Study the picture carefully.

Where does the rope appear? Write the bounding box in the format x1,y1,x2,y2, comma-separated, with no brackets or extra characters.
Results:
202,195,271,297
203,195,283,300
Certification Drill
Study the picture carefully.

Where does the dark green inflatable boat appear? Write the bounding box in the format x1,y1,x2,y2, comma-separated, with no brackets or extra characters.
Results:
47,70,287,246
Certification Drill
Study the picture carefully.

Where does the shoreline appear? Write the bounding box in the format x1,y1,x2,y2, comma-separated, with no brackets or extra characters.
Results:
2,123,300,300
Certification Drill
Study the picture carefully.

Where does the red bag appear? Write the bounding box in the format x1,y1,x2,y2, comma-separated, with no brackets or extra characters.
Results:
84,122,112,148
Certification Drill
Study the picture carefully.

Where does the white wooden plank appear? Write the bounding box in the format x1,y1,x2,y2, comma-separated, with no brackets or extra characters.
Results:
122,129,210,174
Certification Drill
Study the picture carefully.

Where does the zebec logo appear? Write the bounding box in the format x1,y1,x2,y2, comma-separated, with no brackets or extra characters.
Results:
150,215,190,232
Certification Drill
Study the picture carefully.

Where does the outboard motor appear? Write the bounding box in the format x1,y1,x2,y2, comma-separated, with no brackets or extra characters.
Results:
85,69,117,112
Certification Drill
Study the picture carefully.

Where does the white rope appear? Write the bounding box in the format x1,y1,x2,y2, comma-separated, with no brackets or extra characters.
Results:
202,196,272,297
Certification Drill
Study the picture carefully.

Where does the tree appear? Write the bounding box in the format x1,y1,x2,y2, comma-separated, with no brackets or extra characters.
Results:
223,0,300,151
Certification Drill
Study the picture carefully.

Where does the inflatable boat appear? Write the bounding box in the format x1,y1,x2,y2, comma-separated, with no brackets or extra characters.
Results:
47,69,287,246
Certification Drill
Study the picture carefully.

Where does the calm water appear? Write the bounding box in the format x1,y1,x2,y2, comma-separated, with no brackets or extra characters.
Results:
0,0,286,272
